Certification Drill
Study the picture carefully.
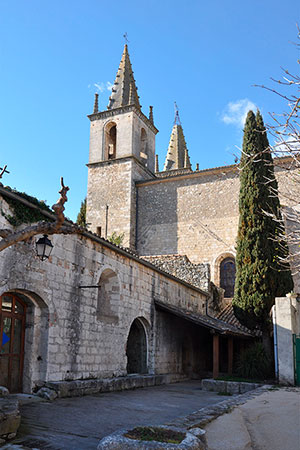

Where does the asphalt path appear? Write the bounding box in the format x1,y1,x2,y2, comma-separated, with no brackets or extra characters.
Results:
11,380,227,450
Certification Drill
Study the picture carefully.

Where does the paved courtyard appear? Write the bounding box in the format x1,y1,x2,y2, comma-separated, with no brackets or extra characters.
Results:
11,381,227,450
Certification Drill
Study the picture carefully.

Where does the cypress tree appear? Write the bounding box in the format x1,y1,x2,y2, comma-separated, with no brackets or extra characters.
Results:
233,110,293,336
76,198,86,227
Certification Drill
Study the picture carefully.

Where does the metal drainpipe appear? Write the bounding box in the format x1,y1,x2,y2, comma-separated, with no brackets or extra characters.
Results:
272,305,279,380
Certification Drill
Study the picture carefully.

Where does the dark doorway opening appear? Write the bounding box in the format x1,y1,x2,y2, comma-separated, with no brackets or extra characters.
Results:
126,318,147,374
0,293,26,392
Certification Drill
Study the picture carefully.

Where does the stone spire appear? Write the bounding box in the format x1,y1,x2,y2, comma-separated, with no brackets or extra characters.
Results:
107,44,141,110
163,105,191,171
93,93,99,113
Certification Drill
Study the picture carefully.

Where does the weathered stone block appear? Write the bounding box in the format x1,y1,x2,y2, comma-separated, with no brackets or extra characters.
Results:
0,398,21,439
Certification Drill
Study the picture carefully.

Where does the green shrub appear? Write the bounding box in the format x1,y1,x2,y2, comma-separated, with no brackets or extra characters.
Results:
236,342,272,380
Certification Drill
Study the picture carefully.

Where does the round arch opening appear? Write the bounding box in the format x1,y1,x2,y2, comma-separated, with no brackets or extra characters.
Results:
126,318,148,374
0,290,49,393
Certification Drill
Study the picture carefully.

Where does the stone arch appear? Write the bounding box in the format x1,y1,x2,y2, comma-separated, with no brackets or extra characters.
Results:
126,317,149,374
213,253,236,298
104,121,117,159
97,268,120,324
0,289,49,393
212,252,235,285
140,128,148,166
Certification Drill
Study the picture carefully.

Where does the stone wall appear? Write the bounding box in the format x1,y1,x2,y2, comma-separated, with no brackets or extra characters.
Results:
0,196,207,393
136,159,300,288
86,157,153,248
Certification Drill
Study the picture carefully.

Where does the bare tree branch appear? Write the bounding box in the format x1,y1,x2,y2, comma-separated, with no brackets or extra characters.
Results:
0,177,83,253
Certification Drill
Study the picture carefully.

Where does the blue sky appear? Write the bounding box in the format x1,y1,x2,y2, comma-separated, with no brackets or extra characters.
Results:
0,0,299,221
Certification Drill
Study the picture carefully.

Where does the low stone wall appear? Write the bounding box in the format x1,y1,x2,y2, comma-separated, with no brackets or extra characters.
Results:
0,398,21,444
97,426,205,449
201,379,260,395
45,373,187,398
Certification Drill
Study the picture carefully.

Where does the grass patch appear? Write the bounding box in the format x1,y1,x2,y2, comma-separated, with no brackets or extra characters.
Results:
217,391,232,396
124,427,186,444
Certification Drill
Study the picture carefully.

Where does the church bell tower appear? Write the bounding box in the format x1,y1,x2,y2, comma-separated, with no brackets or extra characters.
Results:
86,45,158,249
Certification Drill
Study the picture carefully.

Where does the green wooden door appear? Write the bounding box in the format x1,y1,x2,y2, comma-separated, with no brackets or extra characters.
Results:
293,334,300,386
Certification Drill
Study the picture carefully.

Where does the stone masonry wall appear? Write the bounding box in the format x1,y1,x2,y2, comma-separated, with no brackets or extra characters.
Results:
86,158,153,249
137,160,300,288
0,197,207,393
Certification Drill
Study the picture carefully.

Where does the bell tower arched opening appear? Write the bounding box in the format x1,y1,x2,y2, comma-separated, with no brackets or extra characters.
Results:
140,128,148,166
105,122,117,160
126,317,148,374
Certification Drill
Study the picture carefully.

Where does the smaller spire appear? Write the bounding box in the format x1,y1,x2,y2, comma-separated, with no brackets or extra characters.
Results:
93,93,99,113
163,104,191,172
155,154,159,173
149,106,154,124
184,147,191,169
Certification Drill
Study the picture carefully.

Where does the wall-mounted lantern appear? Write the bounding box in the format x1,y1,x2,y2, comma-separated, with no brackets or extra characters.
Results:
36,235,53,261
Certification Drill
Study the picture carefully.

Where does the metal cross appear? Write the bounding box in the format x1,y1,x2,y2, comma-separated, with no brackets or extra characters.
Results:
0,165,9,179
174,102,181,126
123,32,129,44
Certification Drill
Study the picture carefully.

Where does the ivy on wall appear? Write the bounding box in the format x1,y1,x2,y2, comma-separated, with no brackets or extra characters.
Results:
1,187,53,227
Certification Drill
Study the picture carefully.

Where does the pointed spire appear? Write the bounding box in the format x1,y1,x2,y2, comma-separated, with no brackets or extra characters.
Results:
107,45,141,110
93,93,99,113
155,154,159,173
149,106,154,124
163,104,191,171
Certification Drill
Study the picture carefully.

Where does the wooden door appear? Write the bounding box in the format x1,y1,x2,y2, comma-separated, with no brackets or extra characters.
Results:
0,294,26,392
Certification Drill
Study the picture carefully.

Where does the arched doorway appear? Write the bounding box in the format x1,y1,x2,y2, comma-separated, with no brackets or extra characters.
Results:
0,293,26,392
220,257,236,298
126,318,148,374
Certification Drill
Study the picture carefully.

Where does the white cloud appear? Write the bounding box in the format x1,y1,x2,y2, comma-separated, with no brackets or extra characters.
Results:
106,81,113,91
221,99,257,127
89,81,113,93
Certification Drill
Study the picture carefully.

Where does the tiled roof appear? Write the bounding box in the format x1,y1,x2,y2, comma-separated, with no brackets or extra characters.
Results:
217,304,261,337
155,299,254,337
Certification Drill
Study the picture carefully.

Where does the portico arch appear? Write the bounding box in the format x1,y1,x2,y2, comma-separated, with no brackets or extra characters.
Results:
126,317,149,374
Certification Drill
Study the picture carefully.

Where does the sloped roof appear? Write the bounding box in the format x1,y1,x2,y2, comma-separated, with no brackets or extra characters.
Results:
217,304,261,337
155,299,254,337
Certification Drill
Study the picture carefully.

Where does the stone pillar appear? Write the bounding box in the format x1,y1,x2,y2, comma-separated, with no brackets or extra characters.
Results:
275,295,300,385
213,334,219,379
228,337,233,376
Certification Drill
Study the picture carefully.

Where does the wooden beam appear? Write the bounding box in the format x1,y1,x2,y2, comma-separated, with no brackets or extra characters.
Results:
213,334,219,379
228,337,233,375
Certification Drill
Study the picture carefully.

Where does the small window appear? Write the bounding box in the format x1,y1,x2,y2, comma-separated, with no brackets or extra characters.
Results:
96,226,101,237
220,258,236,298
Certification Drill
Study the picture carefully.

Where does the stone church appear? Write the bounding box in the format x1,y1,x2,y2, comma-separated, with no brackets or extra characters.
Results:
0,45,298,395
